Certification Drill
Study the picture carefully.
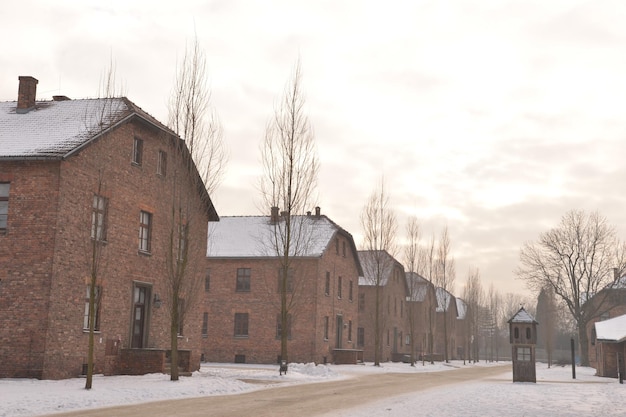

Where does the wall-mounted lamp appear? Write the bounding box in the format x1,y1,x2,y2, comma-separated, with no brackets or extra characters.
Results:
153,293,162,308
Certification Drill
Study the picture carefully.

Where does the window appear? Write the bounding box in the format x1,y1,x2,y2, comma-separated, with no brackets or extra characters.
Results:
202,312,208,337
276,314,292,339
157,150,167,176
359,293,365,311
514,327,519,339
324,316,329,340
277,268,294,293
325,272,330,296
405,334,410,346
335,238,339,254
236,268,251,292
337,276,342,299
234,313,249,337
91,195,108,241
517,347,531,361
348,320,352,342
132,137,143,165
204,270,211,292
526,327,531,340
0,183,10,230
386,329,390,346
349,280,353,301
138,211,152,252
394,298,397,316
83,285,101,331
357,327,365,347
342,241,346,257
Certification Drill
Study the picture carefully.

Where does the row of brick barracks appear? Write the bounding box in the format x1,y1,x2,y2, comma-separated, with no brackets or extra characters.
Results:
2,76,471,379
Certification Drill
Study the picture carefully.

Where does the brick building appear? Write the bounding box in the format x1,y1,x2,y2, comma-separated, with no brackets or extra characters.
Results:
593,314,626,379
455,297,468,360
202,208,362,365
358,250,410,363
435,287,458,360
405,271,438,361
0,76,217,379
587,276,626,373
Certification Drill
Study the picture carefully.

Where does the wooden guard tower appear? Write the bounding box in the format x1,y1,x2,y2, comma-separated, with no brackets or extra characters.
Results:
508,307,538,383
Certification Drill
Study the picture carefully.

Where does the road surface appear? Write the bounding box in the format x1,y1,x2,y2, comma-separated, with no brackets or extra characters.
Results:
45,364,509,417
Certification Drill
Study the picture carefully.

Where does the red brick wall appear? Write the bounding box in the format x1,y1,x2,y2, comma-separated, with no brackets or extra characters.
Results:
118,349,165,375
0,162,60,378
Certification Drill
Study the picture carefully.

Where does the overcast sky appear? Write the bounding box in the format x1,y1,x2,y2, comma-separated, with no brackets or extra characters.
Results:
3,0,626,298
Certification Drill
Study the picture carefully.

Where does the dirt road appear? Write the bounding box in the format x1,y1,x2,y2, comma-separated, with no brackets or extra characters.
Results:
46,365,509,417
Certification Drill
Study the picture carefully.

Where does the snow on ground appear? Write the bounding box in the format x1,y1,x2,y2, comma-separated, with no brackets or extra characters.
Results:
1,361,623,417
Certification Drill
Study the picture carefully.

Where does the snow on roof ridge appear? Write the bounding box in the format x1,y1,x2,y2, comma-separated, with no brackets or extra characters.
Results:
0,98,131,159
508,307,537,323
207,215,338,258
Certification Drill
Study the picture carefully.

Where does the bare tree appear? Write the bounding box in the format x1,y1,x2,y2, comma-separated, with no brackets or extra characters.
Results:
169,36,227,194
516,209,626,366
424,234,437,364
404,216,425,366
486,284,503,362
536,286,557,367
260,59,319,366
84,62,124,389
434,226,455,362
166,36,225,380
360,179,397,366
462,267,483,363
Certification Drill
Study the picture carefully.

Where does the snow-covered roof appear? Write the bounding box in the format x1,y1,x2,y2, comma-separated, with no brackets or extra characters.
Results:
0,96,177,160
405,272,430,302
357,250,399,287
595,314,626,343
0,96,218,219
435,287,455,312
456,298,467,320
508,307,537,324
207,215,348,259
0,98,135,159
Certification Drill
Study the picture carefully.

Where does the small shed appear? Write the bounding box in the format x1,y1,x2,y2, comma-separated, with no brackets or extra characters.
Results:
594,314,626,380
508,307,538,383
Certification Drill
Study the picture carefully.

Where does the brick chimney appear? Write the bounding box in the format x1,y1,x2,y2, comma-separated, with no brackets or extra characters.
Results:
17,76,38,114
270,206,279,224
315,206,321,218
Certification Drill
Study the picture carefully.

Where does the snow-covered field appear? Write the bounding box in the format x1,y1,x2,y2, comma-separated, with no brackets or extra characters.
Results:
1,361,623,417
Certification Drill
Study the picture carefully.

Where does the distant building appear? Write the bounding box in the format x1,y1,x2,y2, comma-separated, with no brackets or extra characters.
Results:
587,275,626,372
358,250,409,362
593,314,626,379
405,272,437,360
202,208,362,364
435,287,458,360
